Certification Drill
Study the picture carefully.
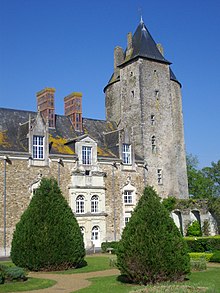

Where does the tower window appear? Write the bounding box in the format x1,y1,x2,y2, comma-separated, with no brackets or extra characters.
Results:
33,136,44,159
157,169,163,185
151,114,155,125
82,146,92,164
151,136,156,153
155,90,159,100
122,144,131,164
131,90,134,98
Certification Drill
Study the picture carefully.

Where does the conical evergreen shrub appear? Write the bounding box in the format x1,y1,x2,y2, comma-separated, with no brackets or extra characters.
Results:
11,178,85,271
117,186,190,284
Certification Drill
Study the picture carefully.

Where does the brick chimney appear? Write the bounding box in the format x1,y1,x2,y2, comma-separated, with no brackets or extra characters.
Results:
64,92,83,132
36,88,55,128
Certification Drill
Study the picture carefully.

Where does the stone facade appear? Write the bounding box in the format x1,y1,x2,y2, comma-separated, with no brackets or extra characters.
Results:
0,20,217,256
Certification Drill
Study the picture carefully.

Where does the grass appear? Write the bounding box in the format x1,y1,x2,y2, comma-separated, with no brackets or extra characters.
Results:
58,255,116,274
73,266,220,293
0,278,56,292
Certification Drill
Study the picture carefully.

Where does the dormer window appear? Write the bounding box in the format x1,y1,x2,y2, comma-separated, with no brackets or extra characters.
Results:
33,136,44,159
82,146,92,164
122,144,131,164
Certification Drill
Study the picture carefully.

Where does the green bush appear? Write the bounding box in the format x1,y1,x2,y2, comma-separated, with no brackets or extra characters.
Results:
101,241,119,254
186,221,202,237
0,271,5,284
117,186,190,285
189,252,213,261
162,196,177,212
190,257,207,271
4,266,27,281
185,236,220,252
210,250,220,262
11,177,85,271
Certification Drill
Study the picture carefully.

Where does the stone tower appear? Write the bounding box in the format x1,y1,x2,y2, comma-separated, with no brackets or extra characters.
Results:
104,19,188,199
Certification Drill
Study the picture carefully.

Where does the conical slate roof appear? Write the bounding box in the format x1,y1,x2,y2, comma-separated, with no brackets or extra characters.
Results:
122,19,171,65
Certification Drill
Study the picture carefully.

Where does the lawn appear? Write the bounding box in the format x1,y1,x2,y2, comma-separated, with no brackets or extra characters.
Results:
73,265,220,293
58,255,116,274
0,278,56,293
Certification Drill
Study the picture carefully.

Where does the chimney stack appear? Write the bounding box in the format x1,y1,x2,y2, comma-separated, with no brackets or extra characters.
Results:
64,92,83,132
36,88,55,128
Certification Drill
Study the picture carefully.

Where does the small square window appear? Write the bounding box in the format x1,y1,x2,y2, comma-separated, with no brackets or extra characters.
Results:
157,169,163,185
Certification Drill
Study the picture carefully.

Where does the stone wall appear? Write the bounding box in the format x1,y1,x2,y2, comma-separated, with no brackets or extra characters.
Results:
0,157,74,256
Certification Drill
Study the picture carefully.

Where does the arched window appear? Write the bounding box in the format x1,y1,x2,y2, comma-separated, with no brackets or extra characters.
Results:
152,135,156,153
91,226,100,246
76,195,85,214
91,195,99,213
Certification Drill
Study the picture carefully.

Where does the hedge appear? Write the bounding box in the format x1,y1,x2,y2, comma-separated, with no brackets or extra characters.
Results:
185,236,220,252
189,252,213,261
101,241,119,253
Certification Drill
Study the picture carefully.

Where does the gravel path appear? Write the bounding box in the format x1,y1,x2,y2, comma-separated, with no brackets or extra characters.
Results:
14,269,119,293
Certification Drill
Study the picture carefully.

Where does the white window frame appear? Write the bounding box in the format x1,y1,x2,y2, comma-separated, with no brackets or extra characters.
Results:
91,195,99,213
82,146,92,165
124,190,133,204
33,135,44,159
125,217,130,225
76,195,85,214
91,226,100,241
122,144,131,164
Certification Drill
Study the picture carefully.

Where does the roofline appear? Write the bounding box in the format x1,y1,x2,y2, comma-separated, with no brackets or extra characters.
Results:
118,55,172,68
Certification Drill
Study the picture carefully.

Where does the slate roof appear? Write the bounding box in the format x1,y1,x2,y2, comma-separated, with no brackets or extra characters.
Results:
104,20,174,91
0,107,119,159
169,68,182,87
121,19,171,66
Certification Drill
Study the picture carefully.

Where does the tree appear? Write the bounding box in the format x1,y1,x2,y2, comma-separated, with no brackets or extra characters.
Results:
187,154,215,198
117,186,190,285
11,178,85,271
202,160,220,197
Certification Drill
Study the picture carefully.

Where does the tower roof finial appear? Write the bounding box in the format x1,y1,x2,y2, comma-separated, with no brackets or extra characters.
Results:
140,15,144,24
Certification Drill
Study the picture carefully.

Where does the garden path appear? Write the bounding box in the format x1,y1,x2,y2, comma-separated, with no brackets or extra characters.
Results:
15,268,119,293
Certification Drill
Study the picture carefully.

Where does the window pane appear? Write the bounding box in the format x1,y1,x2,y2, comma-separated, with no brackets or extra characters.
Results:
33,136,44,159
82,146,92,164
122,144,131,164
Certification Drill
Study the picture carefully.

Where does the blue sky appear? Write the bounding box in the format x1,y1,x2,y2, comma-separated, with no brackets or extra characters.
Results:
0,0,219,168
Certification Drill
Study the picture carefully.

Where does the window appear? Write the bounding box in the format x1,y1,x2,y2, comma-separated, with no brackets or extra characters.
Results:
152,136,156,153
33,136,44,159
82,146,92,164
125,217,130,225
155,90,159,100
157,169,163,185
91,195,99,213
122,144,131,164
91,226,100,241
151,114,155,125
124,190,133,204
76,195,85,213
